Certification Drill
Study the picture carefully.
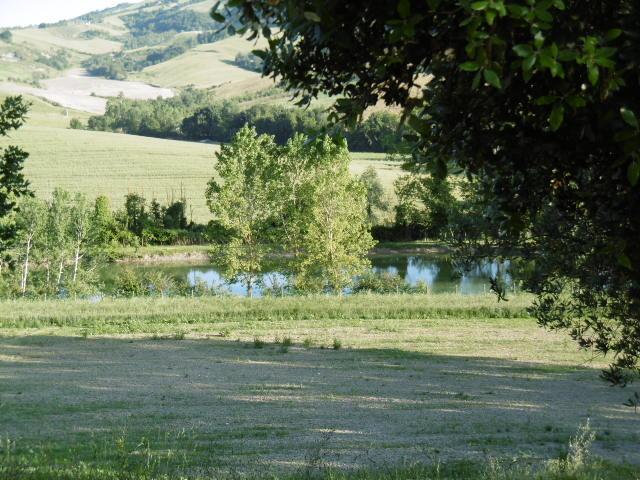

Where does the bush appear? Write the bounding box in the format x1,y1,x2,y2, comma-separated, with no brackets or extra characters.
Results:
69,118,84,130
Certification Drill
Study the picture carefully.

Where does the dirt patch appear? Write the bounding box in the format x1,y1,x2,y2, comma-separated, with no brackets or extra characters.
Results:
0,335,637,474
0,69,173,114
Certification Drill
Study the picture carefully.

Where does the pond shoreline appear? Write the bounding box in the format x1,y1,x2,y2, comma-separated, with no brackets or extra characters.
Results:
114,243,452,265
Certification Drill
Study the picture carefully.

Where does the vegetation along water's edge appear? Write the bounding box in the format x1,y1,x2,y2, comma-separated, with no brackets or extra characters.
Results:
112,242,451,264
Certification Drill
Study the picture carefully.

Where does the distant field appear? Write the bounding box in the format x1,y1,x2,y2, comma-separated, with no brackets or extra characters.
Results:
0,95,404,223
12,27,122,55
135,37,265,89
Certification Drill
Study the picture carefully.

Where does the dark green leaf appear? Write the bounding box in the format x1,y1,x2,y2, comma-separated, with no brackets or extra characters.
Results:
566,95,586,108
620,108,639,129
549,104,564,131
588,65,599,86
471,1,488,10
471,71,482,89
460,61,480,72
210,11,226,23
513,44,533,57
535,95,557,106
617,253,632,270
522,54,536,71
483,68,502,88
605,28,622,41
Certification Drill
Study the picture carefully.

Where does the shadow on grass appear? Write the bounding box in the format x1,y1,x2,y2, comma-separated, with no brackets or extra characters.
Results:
0,335,638,477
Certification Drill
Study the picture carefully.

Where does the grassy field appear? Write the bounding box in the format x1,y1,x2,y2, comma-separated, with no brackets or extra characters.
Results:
0,294,638,479
11,27,122,55
135,37,266,89
0,97,403,223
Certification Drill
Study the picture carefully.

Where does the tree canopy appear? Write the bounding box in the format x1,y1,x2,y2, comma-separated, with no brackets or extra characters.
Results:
213,1,640,378
0,96,31,248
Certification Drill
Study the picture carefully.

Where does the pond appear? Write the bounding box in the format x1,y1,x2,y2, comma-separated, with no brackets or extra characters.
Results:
100,255,515,297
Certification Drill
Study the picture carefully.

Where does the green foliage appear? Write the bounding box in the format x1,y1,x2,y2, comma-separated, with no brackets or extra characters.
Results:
219,0,640,375
9,190,104,296
207,126,278,296
88,91,407,152
394,174,454,240
207,127,373,295
290,137,375,293
0,96,31,252
0,30,12,43
360,166,389,225
69,118,84,130
122,4,215,36
234,52,263,72
37,50,70,71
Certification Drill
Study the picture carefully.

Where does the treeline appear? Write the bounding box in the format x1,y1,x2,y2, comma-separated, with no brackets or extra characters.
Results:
122,3,215,36
86,90,407,152
372,172,492,245
6,189,228,298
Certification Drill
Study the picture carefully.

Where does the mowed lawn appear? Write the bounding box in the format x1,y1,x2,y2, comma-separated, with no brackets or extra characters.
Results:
0,95,403,223
0,294,638,478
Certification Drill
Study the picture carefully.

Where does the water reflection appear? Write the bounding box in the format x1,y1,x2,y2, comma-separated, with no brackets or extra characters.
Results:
102,255,513,297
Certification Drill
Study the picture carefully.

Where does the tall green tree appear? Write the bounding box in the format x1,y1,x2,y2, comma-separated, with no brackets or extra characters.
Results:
92,195,117,247
0,96,31,250
46,189,72,287
215,1,640,378
14,197,45,295
206,125,278,297
69,193,92,283
360,166,389,226
293,137,375,293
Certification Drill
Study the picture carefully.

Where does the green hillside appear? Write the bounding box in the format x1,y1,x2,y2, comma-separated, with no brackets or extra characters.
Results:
0,93,403,223
0,0,277,101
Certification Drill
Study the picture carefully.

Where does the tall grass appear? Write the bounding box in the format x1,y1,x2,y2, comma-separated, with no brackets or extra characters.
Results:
0,293,533,333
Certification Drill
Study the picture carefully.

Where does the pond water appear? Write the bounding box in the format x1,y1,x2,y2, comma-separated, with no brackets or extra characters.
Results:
101,255,515,297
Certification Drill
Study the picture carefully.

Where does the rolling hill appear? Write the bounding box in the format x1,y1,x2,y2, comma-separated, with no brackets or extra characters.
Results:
0,0,277,110
0,93,403,223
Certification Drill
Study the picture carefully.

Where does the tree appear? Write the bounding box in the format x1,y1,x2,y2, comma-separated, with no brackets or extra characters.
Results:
293,137,375,293
92,195,117,247
394,174,454,240
45,189,72,287
0,96,31,250
0,31,12,43
215,1,640,378
359,166,389,225
15,197,45,294
123,193,147,240
68,193,92,283
206,125,278,297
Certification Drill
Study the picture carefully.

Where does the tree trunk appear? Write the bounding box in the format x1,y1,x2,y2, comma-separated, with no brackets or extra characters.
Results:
21,236,32,295
57,260,64,286
72,244,81,282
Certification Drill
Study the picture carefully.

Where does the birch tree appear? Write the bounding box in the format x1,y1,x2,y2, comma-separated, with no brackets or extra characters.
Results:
15,197,45,294
69,193,92,283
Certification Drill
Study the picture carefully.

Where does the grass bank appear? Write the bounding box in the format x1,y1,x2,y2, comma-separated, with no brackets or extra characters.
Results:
1,294,637,478
110,241,448,263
